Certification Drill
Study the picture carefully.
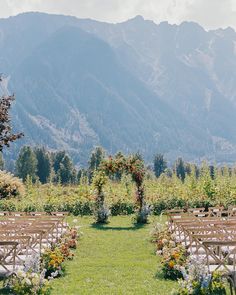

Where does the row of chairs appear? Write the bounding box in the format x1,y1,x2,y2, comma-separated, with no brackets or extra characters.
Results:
167,206,236,293
0,211,69,276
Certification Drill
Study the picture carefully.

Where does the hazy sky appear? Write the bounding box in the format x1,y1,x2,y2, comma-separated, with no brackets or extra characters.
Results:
0,0,236,30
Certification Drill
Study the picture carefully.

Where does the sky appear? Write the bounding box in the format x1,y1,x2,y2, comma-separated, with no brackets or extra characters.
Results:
0,0,236,30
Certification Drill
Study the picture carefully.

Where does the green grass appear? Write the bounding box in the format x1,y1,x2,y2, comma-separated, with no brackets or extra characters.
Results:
51,216,176,295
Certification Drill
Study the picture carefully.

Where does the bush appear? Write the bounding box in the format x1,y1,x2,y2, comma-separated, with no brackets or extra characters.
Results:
110,201,134,215
0,171,25,199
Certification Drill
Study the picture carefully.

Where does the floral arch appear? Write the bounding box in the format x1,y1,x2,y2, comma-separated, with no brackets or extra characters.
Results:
93,154,150,224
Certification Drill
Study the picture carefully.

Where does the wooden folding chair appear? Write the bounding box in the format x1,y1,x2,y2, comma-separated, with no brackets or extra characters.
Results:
0,241,18,276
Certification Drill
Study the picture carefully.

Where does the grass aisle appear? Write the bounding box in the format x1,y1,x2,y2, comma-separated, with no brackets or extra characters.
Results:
51,216,176,295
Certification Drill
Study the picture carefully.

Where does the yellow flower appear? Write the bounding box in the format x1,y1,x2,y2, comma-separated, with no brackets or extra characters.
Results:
168,260,175,269
173,252,180,260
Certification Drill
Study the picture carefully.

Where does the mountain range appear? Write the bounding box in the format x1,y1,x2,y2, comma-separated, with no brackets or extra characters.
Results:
1,12,236,166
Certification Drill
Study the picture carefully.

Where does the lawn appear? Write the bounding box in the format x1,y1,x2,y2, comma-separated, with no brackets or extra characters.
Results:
51,216,176,295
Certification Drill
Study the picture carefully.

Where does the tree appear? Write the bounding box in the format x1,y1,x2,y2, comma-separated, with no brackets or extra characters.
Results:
0,77,23,150
57,154,75,184
113,151,125,181
51,150,77,184
209,165,216,180
77,168,87,184
174,157,186,182
88,146,105,182
52,151,66,175
0,153,4,170
35,147,51,184
153,153,167,178
16,146,37,181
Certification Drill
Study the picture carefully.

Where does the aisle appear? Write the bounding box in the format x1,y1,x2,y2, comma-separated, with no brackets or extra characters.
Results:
51,216,176,295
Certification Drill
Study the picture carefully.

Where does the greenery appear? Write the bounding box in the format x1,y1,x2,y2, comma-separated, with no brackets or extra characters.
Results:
154,153,167,178
2,161,236,215
0,152,4,170
16,146,38,182
0,170,25,199
15,147,77,184
0,86,23,152
35,147,51,184
92,170,109,224
88,146,105,183
52,151,77,184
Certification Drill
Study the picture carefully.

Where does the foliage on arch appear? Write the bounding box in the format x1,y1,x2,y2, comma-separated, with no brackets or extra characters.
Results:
92,153,151,224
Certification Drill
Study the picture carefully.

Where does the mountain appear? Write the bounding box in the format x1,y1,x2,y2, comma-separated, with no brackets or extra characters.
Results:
1,12,236,165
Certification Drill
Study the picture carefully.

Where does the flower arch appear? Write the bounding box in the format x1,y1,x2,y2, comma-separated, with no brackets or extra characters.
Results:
93,154,150,224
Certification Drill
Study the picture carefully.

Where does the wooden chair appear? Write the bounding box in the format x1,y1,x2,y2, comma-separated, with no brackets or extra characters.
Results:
0,241,18,276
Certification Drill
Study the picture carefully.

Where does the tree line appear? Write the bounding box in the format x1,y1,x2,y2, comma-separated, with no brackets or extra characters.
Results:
1,146,233,185
12,146,106,184
153,154,236,181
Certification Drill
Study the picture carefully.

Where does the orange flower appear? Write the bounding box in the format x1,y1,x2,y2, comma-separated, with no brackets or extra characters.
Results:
173,252,180,260
168,260,175,269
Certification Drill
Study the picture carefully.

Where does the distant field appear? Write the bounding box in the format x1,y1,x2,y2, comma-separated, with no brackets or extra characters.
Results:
1,172,236,215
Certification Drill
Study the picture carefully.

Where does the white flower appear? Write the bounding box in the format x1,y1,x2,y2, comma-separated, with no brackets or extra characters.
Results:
25,278,32,286
17,270,26,278
162,238,168,244
169,241,176,247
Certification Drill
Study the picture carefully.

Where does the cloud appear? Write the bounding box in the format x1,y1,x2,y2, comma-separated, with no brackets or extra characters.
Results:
0,0,235,30
182,0,236,29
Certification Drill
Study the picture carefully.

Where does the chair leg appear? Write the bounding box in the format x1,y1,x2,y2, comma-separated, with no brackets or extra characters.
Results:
226,273,236,295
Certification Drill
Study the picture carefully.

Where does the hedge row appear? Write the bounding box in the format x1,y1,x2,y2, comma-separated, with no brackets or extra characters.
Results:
0,197,233,216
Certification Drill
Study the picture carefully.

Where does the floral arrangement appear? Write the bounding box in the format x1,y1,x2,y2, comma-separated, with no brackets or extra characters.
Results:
4,270,51,295
174,259,227,295
161,244,188,280
69,227,79,240
92,170,110,224
67,238,77,249
62,226,80,250
59,242,74,260
41,247,65,278
151,222,176,254
101,154,150,223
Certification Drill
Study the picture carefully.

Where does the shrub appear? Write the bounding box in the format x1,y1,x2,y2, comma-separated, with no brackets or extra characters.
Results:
110,201,134,215
0,171,25,199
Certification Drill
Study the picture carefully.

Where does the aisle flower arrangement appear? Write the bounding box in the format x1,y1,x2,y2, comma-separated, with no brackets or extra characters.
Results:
161,244,188,280
4,270,51,295
173,259,227,295
42,246,65,278
151,222,176,254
